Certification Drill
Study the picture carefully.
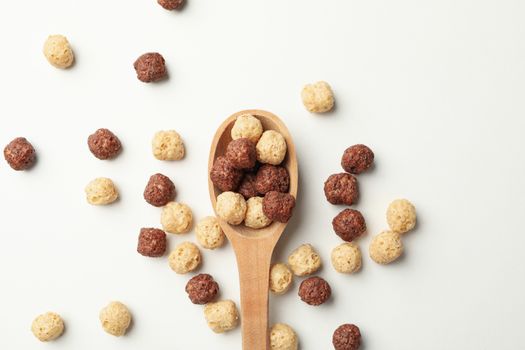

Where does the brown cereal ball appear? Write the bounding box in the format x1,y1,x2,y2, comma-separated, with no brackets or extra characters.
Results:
263,191,295,223
185,273,219,304
225,138,256,169
331,243,362,274
231,114,263,144
332,209,366,242
301,81,334,113
256,130,287,165
287,244,321,276
238,173,258,199
270,323,298,350
210,156,243,192
332,324,361,350
386,199,416,234
87,128,122,160
158,0,184,10
215,191,247,225
255,164,290,195
43,35,74,69
341,144,374,174
4,137,36,171
168,242,201,274
298,276,331,306
195,216,225,249
143,173,176,207
31,312,64,342
324,173,359,206
99,301,131,337
369,231,403,264
204,300,239,333
133,52,167,83
269,263,293,294
137,228,167,257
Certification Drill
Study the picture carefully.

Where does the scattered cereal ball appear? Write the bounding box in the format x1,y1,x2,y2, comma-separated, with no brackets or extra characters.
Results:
301,81,334,113
204,300,239,333
169,241,201,274
331,243,362,274
99,301,131,337
196,216,225,249
185,273,219,304
158,0,184,10
134,52,167,82
3,137,36,171
43,35,74,69
87,128,122,160
263,191,295,223
255,164,290,194
152,130,185,160
287,244,321,276
369,231,403,264
143,173,176,207
238,173,258,199
270,323,298,350
231,114,263,144
225,138,256,169
341,144,374,174
137,227,167,257
85,177,118,205
332,324,361,350
324,173,359,206
210,156,243,192
332,209,366,242
245,196,272,229
256,130,287,165
31,312,64,342
269,263,293,294
161,202,193,234
298,276,331,306
215,191,247,225
386,199,416,234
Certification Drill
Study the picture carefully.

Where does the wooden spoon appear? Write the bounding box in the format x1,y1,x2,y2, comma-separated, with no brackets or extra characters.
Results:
208,109,298,350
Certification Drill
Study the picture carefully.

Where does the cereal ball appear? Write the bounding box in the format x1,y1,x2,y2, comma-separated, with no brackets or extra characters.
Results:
196,216,225,249
85,177,118,205
99,301,131,337
134,52,167,83
298,276,331,306
4,137,36,170
331,243,362,274
143,173,176,207
158,0,184,10
43,35,74,69
332,209,366,242
225,138,256,169
301,81,334,113
255,164,290,194
245,196,272,229
137,227,167,257
341,144,374,174
386,199,416,234
152,130,185,160
210,156,243,192
269,263,293,294
238,173,258,199
332,324,361,350
270,323,298,350
161,202,193,234
263,191,296,223
369,231,403,264
216,191,247,225
31,312,64,342
204,300,239,333
231,114,263,144
256,130,287,165
287,244,321,276
185,273,219,304
87,128,122,160
324,173,359,206
168,241,202,274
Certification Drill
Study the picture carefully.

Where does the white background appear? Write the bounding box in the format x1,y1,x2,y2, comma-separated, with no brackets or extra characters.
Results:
0,0,524,349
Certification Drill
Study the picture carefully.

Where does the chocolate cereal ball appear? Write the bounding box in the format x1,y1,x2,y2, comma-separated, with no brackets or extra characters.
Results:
210,156,243,192
298,276,331,306
332,324,361,350
332,209,366,242
185,273,219,304
4,137,36,170
341,144,374,174
87,128,122,160
324,173,359,206
238,173,258,199
255,164,290,195
225,138,256,169
158,0,184,10
143,173,176,207
263,191,296,223
137,228,167,257
133,52,167,83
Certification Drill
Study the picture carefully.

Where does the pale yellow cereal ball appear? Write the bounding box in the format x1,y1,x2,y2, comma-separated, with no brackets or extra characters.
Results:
196,216,225,249
216,191,247,225
331,242,362,274
99,301,131,337
287,244,321,276
161,202,193,234
204,300,239,333
152,130,185,161
369,231,404,265
256,130,287,165
85,177,118,205
31,312,64,342
269,263,293,294
231,114,263,144
301,81,334,113
386,199,417,234
168,241,201,274
43,35,74,69
244,196,272,229
270,323,298,350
